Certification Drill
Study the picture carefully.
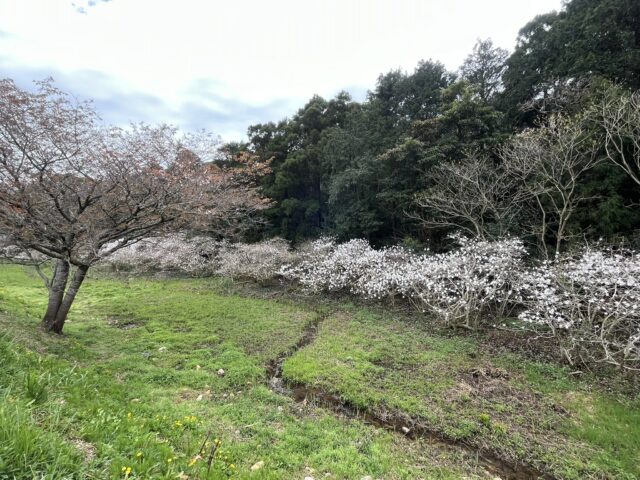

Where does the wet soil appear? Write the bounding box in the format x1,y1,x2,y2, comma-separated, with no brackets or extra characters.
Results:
265,311,553,480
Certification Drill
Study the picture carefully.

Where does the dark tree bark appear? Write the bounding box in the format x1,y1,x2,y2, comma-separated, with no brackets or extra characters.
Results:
51,265,88,333
41,259,70,331
42,263,88,334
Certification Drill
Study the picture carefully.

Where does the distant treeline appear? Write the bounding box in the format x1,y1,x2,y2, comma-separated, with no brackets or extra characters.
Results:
228,0,640,251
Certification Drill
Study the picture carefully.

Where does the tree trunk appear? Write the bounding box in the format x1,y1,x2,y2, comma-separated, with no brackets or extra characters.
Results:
51,265,89,334
41,260,70,331
42,264,89,334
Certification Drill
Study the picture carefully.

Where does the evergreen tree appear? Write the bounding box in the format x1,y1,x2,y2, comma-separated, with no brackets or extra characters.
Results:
502,0,640,125
460,38,509,102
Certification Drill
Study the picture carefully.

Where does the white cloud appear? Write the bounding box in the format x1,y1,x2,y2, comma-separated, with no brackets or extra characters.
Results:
0,0,563,140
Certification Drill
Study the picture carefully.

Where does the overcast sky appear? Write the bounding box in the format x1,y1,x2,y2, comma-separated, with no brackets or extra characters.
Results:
0,0,563,141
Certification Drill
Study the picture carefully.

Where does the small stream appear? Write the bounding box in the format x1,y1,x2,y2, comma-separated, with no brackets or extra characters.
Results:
265,311,553,480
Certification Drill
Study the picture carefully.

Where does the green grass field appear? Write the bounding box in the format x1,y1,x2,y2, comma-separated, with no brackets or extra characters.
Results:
0,264,638,479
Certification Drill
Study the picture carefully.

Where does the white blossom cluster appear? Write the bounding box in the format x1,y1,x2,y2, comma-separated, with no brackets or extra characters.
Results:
280,235,527,328
0,236,53,266
279,237,414,297
103,234,225,275
396,235,527,327
516,248,640,368
102,234,295,281
216,237,296,281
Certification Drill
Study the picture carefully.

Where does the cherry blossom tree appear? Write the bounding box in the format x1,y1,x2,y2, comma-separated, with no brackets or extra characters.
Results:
0,79,262,333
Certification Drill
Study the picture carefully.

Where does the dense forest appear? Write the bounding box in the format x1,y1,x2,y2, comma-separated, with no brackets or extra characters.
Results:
233,0,640,253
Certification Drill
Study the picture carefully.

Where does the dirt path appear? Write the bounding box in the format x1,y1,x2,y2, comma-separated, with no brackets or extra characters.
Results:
265,310,552,480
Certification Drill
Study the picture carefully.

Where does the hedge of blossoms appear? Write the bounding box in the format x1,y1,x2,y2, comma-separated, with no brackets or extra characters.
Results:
216,237,296,281
102,234,295,281
97,234,639,369
104,234,224,276
516,248,640,369
279,237,639,369
279,235,527,329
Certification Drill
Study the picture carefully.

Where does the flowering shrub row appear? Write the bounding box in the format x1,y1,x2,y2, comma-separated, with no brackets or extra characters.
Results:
102,234,294,282
516,249,640,368
279,235,527,328
101,234,640,369
216,238,296,281
279,237,639,369
104,235,224,276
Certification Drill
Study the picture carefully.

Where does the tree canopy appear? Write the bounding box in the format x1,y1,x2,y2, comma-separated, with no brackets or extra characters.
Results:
238,0,640,249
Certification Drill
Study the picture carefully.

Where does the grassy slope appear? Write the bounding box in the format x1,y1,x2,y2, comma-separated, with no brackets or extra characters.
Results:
283,309,640,479
0,265,478,479
0,265,638,479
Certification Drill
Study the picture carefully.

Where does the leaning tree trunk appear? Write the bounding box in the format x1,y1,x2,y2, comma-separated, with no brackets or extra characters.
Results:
42,263,89,334
42,259,70,331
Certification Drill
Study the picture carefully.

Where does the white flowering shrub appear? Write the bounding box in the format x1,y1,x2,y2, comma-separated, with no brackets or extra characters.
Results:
0,237,49,264
98,232,640,369
398,236,527,328
279,238,412,297
517,248,640,369
280,235,527,328
103,234,294,281
216,237,295,282
103,234,224,276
